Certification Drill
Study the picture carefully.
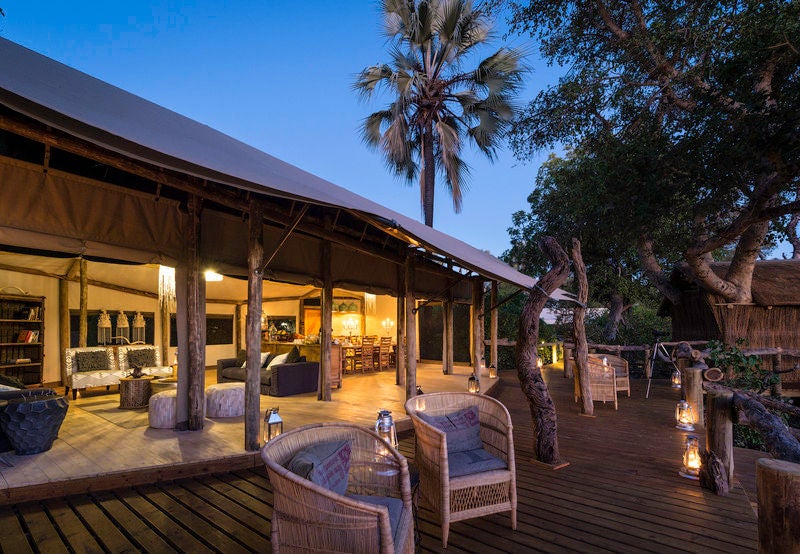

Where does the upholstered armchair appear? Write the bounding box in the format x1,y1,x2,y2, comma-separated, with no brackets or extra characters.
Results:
261,422,414,553
405,392,517,548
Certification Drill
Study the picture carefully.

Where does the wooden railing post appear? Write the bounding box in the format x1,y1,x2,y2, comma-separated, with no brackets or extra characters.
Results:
756,459,800,553
644,346,652,380
706,390,734,483
563,346,573,379
685,366,704,428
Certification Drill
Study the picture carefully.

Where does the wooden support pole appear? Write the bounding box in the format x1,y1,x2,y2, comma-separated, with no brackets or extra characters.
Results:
79,258,87,347
318,241,332,401
396,265,406,387
442,288,454,375
472,279,483,376
175,264,189,430
644,346,652,379
234,303,244,354
246,199,265,450
756,459,800,554
405,256,417,400
490,281,498,371
186,195,206,431
706,390,734,484
160,299,170,371
58,279,70,385
563,347,574,379
684,366,704,428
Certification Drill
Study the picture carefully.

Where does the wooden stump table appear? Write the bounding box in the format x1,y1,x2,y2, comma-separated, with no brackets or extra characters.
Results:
119,376,154,409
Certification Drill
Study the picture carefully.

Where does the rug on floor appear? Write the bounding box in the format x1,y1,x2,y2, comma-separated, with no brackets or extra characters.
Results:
77,398,149,429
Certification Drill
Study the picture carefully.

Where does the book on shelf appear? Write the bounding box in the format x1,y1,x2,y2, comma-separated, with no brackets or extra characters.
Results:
28,330,39,343
15,357,31,364
16,330,28,342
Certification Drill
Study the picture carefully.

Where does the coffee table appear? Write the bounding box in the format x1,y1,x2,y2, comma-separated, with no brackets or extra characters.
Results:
119,375,154,409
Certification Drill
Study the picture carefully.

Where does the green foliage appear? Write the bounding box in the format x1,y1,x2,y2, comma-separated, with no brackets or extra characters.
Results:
708,339,782,450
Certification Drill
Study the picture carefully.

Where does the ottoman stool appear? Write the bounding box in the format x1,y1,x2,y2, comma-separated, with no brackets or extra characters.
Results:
206,382,245,418
149,390,177,429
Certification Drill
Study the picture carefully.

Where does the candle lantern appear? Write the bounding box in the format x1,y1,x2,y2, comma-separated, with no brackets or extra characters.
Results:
97,309,112,345
679,435,701,479
132,312,146,343
262,407,283,444
375,409,398,449
116,310,130,344
675,400,695,431
671,367,682,389
488,364,498,379
416,384,424,395
468,373,480,394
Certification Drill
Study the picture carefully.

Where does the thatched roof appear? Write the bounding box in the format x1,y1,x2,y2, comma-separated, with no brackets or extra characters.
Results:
668,260,800,306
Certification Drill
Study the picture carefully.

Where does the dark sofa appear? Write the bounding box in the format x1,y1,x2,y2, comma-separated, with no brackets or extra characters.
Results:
217,358,320,396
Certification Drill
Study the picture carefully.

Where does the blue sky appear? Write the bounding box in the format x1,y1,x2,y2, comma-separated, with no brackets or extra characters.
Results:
0,1,565,259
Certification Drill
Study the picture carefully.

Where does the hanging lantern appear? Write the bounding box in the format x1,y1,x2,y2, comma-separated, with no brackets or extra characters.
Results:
116,311,130,344
132,312,146,343
97,309,112,345
671,368,682,389
375,409,398,449
679,435,701,479
347,302,358,313
468,373,480,394
675,400,695,431
262,407,283,444
488,364,498,379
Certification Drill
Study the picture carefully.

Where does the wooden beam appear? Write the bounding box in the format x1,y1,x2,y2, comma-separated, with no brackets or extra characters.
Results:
79,258,88,347
259,204,309,273
186,195,206,431
246,199,264,450
405,256,417,400
396,263,406,387
58,279,70,385
490,281,498,371
318,241,332,401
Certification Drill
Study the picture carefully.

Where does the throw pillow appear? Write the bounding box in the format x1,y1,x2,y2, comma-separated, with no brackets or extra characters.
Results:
262,353,277,368
286,440,352,495
127,348,156,369
266,352,289,369
285,346,301,364
417,405,482,454
240,352,270,369
75,350,110,372
236,349,247,366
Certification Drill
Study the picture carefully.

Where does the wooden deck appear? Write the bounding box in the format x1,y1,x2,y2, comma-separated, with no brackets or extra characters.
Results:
0,364,760,552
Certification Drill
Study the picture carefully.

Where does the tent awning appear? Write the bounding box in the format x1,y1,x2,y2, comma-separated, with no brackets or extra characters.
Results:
0,38,574,302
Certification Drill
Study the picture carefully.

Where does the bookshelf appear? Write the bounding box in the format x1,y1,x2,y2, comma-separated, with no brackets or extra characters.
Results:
0,293,45,385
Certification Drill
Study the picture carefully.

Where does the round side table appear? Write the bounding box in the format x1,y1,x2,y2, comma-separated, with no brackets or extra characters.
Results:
119,376,154,409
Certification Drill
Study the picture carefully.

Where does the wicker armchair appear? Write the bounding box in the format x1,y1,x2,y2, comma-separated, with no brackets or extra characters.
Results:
261,422,414,553
405,392,516,548
588,356,618,410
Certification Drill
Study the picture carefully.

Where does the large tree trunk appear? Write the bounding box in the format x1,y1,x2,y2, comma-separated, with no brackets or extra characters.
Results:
571,239,593,416
515,236,571,466
636,236,681,303
602,292,625,342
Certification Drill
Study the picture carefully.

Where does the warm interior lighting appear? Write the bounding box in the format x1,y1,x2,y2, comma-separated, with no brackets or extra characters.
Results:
158,265,176,312
679,435,701,479
381,318,394,333
364,293,377,315
488,365,498,379
204,270,223,282
675,400,695,431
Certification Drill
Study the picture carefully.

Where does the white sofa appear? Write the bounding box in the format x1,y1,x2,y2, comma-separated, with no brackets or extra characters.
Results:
64,344,172,399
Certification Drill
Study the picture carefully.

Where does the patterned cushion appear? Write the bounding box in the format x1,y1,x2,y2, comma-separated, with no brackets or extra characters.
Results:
75,350,110,372
448,447,507,478
127,348,156,369
286,440,352,495
417,405,482,453
285,346,301,364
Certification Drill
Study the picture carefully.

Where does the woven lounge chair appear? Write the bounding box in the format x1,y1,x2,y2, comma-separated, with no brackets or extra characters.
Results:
405,392,516,548
261,422,414,553
588,356,618,410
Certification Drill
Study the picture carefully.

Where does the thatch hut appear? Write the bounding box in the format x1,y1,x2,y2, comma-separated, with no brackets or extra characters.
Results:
659,260,800,394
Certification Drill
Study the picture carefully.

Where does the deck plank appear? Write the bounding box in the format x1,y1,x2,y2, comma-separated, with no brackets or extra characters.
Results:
0,505,34,554
90,489,178,553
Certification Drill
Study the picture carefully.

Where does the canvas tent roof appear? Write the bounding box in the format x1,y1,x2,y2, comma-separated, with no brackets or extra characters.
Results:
0,38,573,302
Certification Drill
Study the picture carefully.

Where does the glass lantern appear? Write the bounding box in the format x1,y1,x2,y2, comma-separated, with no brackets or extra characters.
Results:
416,384,424,395
671,368,682,389
375,409,398,449
675,400,695,431
488,364,498,379
679,435,701,479
262,407,283,444
468,373,480,393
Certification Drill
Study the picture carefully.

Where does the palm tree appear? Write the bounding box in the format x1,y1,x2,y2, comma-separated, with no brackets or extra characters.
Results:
355,0,525,227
